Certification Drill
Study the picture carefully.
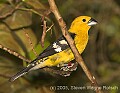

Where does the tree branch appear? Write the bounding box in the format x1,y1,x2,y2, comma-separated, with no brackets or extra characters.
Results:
48,0,103,93
0,44,31,62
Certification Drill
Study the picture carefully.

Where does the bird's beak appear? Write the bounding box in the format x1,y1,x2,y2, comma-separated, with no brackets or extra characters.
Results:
88,18,98,26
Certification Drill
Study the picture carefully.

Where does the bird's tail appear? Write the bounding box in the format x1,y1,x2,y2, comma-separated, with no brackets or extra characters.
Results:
9,58,46,82
9,65,33,82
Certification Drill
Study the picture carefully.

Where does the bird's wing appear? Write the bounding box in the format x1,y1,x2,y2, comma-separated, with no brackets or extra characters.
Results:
36,36,70,59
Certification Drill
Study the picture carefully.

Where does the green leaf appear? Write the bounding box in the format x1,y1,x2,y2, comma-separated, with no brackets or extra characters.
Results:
3,10,32,30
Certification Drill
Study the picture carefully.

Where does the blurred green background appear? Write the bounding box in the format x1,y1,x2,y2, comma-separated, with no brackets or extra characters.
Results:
0,0,120,93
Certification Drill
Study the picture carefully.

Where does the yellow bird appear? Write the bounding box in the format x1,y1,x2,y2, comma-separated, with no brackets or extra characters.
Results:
9,16,97,82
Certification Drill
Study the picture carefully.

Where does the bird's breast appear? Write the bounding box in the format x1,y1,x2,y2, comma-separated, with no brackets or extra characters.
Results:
74,34,88,54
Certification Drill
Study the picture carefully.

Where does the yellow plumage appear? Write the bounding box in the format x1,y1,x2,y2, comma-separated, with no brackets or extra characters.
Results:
9,16,97,82
33,49,74,69
33,16,91,68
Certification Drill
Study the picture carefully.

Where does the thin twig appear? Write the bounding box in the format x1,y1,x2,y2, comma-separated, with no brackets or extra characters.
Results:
18,8,43,16
0,44,31,62
40,20,47,47
23,30,38,57
48,0,103,93
46,23,54,32
40,21,54,47
18,8,51,21
0,2,22,19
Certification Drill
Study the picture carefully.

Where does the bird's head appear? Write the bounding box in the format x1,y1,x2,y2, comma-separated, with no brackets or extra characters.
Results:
69,16,97,35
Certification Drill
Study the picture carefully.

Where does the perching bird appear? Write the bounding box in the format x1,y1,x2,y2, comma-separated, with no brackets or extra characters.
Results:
9,16,97,82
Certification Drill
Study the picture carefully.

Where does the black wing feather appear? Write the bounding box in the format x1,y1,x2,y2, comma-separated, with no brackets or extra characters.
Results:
37,36,69,59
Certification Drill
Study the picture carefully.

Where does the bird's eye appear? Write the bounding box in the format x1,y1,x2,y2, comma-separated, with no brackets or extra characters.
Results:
82,19,86,22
